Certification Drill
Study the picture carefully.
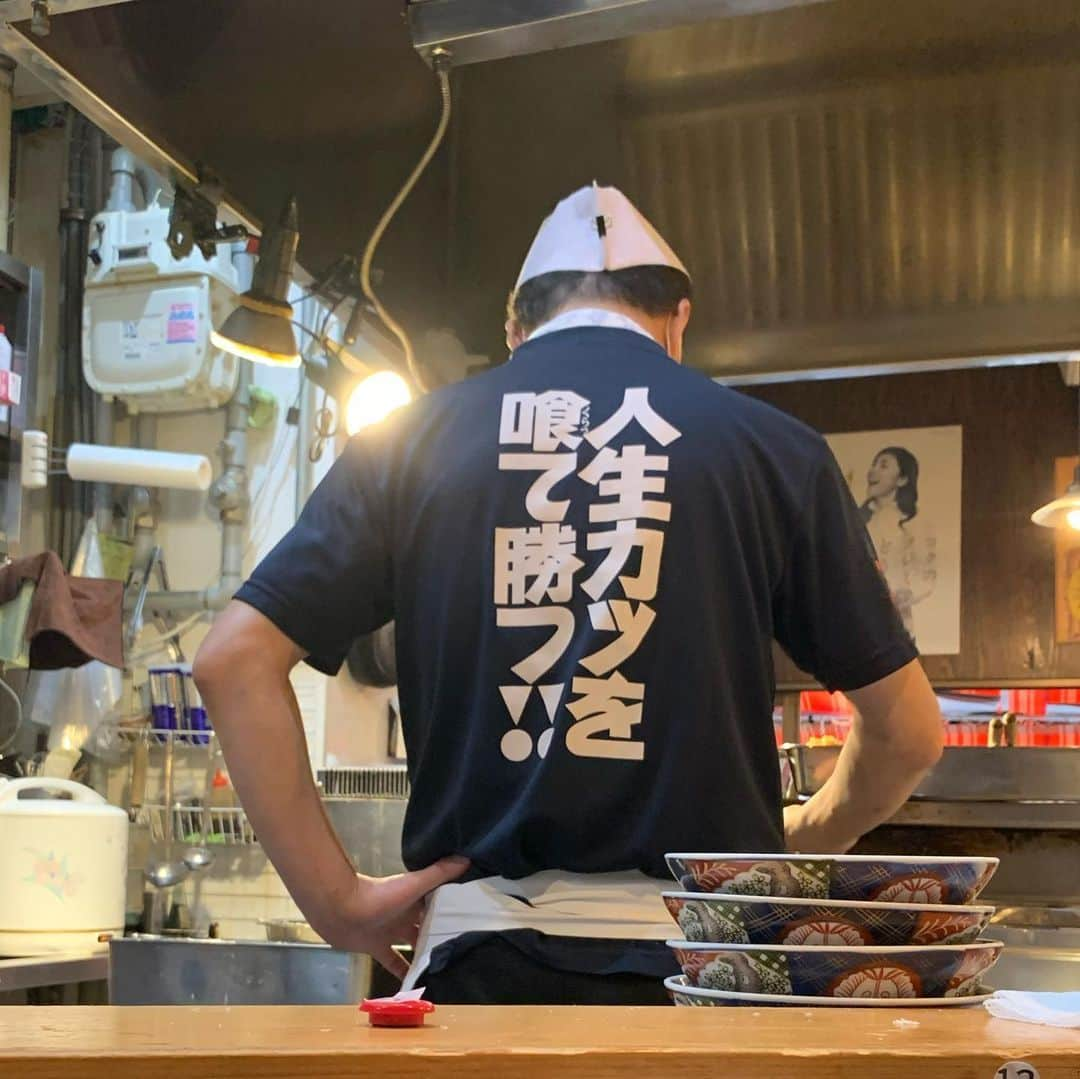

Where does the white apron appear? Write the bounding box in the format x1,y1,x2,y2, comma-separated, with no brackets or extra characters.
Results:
403,871,673,990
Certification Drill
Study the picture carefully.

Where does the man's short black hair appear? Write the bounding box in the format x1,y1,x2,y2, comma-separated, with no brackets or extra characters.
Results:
508,266,692,336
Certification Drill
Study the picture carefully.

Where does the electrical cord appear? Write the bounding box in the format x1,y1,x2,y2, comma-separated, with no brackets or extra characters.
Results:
359,53,453,395
296,292,348,463
309,390,337,464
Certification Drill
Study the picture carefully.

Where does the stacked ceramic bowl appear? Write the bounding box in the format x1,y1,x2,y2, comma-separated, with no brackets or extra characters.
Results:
662,853,1001,1007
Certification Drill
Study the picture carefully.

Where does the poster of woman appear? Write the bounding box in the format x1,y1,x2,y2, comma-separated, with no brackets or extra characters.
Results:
825,426,962,656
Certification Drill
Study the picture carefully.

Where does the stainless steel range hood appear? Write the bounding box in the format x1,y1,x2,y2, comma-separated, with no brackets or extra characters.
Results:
5,0,1080,382
407,0,831,67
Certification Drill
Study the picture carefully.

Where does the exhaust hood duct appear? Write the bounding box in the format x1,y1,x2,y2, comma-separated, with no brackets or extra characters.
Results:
408,0,832,66
12,0,1080,383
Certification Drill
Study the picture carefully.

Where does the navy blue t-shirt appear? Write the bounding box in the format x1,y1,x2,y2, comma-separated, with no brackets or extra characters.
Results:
236,327,916,881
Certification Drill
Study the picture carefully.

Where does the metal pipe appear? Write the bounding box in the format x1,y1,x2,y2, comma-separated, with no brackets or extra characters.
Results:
144,589,213,617
143,362,252,621
214,363,250,602
92,395,114,533
0,54,15,252
105,146,138,213
129,414,158,563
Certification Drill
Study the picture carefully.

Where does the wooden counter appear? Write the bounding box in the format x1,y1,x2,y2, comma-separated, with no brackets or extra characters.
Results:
3,1005,1080,1079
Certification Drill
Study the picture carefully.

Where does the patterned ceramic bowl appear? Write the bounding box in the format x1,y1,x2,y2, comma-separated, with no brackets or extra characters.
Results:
662,892,995,947
665,975,995,1008
666,854,999,905
668,939,1002,998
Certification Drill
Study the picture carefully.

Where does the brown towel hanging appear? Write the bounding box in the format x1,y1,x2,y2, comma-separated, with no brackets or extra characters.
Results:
0,551,123,669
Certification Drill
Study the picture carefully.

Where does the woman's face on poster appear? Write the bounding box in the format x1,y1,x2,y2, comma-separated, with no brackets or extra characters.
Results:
866,452,906,501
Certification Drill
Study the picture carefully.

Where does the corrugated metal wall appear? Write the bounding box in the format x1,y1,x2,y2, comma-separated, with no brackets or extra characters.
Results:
623,60,1080,375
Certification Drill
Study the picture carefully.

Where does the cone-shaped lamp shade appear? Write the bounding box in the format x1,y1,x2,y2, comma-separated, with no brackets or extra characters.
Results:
1031,471,1080,531
211,195,301,367
211,298,299,367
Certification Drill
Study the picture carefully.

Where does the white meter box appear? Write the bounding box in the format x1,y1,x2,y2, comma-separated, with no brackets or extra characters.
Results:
83,204,242,413
83,276,237,410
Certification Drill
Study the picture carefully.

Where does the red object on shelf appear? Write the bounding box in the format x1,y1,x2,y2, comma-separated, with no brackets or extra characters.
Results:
799,691,852,715
1006,690,1048,717
0,368,21,407
359,997,436,1028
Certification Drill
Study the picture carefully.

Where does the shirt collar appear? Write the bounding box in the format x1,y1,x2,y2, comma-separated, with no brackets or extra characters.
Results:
526,307,656,343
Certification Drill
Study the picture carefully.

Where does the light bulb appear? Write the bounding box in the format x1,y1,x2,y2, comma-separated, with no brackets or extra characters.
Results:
345,371,412,436
1067,508,1080,532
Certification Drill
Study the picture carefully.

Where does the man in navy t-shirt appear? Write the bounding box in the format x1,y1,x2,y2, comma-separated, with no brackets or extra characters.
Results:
194,184,943,1003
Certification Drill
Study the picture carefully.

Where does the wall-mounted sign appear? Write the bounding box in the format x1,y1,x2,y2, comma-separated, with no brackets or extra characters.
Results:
825,426,963,656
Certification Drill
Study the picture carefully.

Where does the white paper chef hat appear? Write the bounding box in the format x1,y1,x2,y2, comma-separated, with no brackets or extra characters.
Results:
516,182,689,288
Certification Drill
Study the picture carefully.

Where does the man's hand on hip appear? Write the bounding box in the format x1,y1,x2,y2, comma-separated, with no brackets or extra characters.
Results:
194,603,470,981
313,856,470,978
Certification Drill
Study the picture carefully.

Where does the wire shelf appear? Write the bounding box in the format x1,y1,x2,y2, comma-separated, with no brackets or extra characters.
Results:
137,803,257,847
115,725,217,749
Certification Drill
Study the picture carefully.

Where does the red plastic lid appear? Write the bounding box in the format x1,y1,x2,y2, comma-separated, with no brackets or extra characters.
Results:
359,997,436,1027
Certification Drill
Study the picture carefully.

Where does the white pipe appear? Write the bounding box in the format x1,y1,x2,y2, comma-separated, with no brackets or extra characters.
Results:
66,444,212,491
143,365,252,620
0,55,15,252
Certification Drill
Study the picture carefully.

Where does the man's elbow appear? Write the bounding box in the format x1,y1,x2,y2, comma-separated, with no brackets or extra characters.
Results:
191,637,235,701
192,632,265,701
896,710,945,774
912,721,945,772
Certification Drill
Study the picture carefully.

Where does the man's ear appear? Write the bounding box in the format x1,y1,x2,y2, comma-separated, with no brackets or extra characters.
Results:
667,298,692,362
506,319,528,351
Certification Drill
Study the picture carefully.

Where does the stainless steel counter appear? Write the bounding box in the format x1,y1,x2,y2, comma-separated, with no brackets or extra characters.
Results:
0,952,109,993
109,935,373,1005
784,745,1080,811
991,924,1080,992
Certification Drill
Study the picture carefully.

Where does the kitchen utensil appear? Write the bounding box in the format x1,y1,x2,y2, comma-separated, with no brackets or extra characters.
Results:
0,776,128,955
663,891,995,947
667,853,998,906
669,938,1003,997
182,742,216,872
144,736,188,889
665,974,995,1008
127,734,149,821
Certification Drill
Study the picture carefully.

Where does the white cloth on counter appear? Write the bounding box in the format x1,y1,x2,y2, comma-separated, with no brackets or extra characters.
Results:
984,991,1080,1028
402,871,672,991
